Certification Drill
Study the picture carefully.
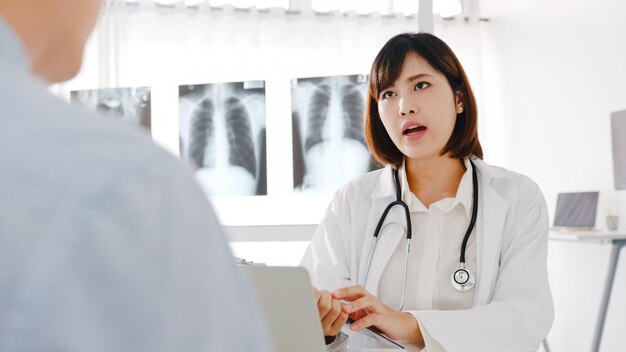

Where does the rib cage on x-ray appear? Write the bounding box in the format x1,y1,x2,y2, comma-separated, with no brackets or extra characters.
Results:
292,74,377,193
305,84,331,152
188,98,215,169
341,85,366,144
179,82,267,197
187,97,257,178
224,97,257,178
304,82,366,152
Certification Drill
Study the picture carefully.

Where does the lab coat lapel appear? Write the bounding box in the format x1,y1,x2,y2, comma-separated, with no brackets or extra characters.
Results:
359,160,511,303
358,166,405,296
474,166,510,306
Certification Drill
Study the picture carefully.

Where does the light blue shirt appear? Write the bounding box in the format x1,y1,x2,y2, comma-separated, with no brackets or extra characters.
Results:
0,17,272,352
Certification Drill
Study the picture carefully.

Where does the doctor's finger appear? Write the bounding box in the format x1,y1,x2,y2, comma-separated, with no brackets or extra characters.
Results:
321,298,343,326
317,290,333,318
329,311,349,333
342,295,378,314
349,313,379,331
321,299,344,335
332,285,368,300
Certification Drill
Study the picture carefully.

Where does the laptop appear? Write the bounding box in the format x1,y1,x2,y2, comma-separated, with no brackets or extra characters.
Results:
552,191,599,231
240,265,405,352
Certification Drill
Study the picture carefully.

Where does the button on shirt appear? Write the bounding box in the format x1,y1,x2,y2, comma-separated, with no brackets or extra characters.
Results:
378,159,476,311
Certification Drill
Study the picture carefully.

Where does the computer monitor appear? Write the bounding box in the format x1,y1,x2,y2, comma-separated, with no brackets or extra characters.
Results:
611,110,626,190
553,192,599,229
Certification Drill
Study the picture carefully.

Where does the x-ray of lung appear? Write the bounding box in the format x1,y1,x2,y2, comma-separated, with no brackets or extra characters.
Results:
179,81,267,196
70,87,151,133
292,74,377,194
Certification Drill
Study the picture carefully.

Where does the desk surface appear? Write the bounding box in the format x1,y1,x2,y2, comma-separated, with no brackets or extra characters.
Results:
549,230,626,242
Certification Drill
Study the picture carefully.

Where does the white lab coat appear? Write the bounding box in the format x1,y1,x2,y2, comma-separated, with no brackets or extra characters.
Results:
301,158,554,352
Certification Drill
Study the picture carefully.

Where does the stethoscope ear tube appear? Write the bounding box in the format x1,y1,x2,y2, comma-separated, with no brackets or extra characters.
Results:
459,160,479,264
373,169,412,240
392,168,412,239
362,236,378,290
453,160,478,291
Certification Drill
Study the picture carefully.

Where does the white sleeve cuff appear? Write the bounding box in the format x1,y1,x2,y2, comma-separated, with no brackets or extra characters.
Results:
407,311,446,352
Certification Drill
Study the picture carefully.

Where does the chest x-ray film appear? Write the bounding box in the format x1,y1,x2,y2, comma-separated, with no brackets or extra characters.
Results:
611,110,626,190
292,74,378,194
71,87,151,134
179,81,267,196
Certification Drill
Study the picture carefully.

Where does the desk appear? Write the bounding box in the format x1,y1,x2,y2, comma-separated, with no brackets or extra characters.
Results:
549,231,626,352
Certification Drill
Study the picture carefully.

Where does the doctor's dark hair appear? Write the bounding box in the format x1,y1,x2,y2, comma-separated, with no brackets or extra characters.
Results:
364,32,483,167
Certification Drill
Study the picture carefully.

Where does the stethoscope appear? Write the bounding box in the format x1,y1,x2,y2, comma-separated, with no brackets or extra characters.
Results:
362,160,478,311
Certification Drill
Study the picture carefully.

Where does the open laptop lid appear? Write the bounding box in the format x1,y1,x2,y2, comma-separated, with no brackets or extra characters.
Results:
240,266,326,352
553,191,599,229
241,265,406,351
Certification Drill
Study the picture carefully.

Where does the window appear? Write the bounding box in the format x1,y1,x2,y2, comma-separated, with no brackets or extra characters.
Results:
311,0,389,14
312,0,462,17
394,0,419,16
131,0,461,16
208,0,289,8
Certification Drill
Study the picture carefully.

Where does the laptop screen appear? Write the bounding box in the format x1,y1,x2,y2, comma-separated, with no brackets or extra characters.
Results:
553,192,599,228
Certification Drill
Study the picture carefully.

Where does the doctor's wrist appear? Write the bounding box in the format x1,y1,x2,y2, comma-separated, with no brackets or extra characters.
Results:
402,312,425,346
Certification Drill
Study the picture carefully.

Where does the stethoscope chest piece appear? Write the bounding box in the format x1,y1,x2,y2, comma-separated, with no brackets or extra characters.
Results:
451,263,475,292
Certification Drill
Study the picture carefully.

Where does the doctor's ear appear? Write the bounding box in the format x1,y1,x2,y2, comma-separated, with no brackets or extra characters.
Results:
455,91,464,114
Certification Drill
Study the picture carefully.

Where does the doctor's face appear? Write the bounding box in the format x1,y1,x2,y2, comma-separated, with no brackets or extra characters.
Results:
377,52,462,161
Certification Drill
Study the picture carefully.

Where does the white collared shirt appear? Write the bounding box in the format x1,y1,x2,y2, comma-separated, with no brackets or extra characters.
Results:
378,159,477,311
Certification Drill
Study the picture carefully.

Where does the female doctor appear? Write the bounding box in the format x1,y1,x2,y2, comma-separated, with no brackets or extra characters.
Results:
301,32,554,352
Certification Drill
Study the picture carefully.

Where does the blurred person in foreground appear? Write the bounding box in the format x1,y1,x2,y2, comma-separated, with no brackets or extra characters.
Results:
0,1,272,351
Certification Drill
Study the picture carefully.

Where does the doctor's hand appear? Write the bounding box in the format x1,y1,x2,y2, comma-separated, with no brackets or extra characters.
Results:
313,288,349,340
332,285,424,345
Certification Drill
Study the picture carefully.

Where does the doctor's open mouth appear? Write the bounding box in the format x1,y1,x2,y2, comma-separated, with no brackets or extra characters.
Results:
402,121,427,139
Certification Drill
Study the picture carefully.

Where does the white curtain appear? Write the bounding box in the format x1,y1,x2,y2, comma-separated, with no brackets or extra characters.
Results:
57,2,491,226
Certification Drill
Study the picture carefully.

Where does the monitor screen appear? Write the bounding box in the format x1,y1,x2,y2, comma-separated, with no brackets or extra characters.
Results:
611,110,626,190
553,192,599,228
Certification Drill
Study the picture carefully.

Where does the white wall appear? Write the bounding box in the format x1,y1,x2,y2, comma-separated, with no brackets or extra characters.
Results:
479,0,626,351
232,1,626,350
63,2,626,350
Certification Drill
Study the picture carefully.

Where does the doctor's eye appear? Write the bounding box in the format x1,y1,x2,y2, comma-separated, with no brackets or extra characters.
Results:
415,82,430,90
380,91,396,100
